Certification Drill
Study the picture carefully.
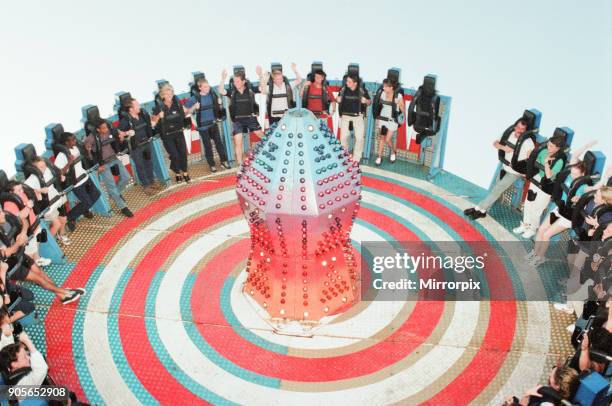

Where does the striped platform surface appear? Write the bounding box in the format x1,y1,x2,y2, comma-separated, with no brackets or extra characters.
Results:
23,161,576,405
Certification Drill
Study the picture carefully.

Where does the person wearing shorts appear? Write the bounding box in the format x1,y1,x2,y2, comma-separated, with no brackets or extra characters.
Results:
0,210,83,305
513,135,567,239
218,68,263,165
526,141,598,267
374,79,405,166
232,116,261,136
0,276,35,324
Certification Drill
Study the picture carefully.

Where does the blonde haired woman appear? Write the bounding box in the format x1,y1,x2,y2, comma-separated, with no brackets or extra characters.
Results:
152,83,191,183
582,186,612,235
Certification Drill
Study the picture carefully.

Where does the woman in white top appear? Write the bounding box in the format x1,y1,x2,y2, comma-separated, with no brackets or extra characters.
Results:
24,157,70,245
374,79,405,165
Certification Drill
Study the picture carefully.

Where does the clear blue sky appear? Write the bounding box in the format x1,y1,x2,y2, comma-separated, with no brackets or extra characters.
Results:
1,0,610,187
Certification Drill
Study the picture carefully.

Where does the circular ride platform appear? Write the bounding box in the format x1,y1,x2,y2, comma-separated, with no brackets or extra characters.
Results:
25,159,575,405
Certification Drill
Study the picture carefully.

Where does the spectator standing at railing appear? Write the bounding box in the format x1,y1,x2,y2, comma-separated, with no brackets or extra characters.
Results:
118,97,163,195
83,119,134,218
54,133,100,231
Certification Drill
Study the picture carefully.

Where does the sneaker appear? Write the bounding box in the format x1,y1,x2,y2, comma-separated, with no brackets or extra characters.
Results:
221,161,231,170
390,153,396,163
72,287,87,296
84,211,94,219
553,303,575,314
60,235,71,246
463,208,476,216
522,228,536,239
470,210,486,220
143,186,156,196
151,182,164,190
66,220,76,232
60,290,82,305
184,174,191,183
210,166,217,173
375,157,382,166
121,207,134,218
35,257,52,267
512,223,527,234
175,175,183,183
